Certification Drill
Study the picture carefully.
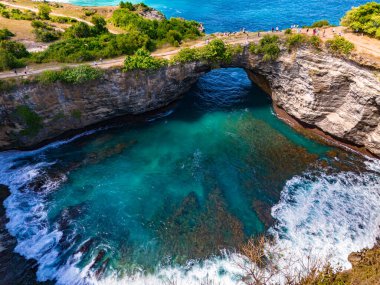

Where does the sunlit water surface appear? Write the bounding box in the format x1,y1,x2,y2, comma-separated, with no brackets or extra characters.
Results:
59,0,369,33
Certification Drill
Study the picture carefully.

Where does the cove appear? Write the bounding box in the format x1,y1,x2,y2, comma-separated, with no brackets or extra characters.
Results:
62,0,370,33
2,69,380,284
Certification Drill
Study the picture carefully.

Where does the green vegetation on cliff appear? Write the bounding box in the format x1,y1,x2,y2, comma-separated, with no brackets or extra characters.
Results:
14,105,43,136
32,20,62,42
285,33,322,51
112,2,202,47
309,19,331,28
341,2,380,38
34,31,151,63
0,40,30,71
0,2,203,68
249,35,280,61
37,65,103,84
25,2,202,64
171,39,241,64
0,4,36,20
124,48,168,71
326,36,355,55
0,28,14,40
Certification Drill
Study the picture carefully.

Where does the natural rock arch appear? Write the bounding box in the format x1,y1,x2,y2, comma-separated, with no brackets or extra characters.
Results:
1,46,379,155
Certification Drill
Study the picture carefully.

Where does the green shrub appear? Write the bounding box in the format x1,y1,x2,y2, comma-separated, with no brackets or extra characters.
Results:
341,2,380,38
64,22,93,39
0,40,29,58
0,40,29,70
63,20,108,40
310,20,331,28
285,28,292,35
227,44,244,56
123,48,168,71
32,21,62,42
119,1,135,10
37,65,103,84
111,8,202,47
171,40,239,64
37,4,51,20
15,105,43,136
91,15,108,35
33,32,152,63
34,28,61,42
308,35,322,49
325,36,355,55
171,47,201,63
285,33,307,50
249,35,280,61
83,9,96,17
49,15,77,24
199,39,231,62
0,28,14,40
0,7,37,20
0,50,20,71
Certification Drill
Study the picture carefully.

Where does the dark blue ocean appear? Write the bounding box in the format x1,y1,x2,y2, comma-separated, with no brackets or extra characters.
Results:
66,0,368,33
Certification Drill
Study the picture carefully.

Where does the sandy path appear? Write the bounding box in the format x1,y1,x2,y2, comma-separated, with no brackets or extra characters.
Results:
0,27,379,80
0,35,262,79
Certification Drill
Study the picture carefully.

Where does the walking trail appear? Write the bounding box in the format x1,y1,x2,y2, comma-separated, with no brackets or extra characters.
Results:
0,24,379,80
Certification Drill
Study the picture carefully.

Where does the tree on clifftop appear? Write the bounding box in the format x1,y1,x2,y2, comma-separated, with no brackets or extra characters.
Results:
341,2,380,38
38,4,52,20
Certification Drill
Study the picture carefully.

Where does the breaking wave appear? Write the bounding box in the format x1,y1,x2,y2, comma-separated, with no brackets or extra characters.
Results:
1,137,379,285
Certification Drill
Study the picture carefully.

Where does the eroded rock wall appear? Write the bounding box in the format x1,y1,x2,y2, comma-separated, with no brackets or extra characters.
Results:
0,62,210,150
243,47,380,156
0,46,379,155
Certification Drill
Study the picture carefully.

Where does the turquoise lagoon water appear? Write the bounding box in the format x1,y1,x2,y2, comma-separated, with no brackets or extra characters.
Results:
61,0,369,33
1,69,380,284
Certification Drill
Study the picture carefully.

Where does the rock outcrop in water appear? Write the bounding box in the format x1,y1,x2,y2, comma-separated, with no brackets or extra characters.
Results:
0,46,379,155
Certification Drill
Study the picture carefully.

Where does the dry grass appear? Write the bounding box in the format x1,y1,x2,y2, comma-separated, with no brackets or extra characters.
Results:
238,236,380,285
1,0,118,19
299,245,380,285
0,17,33,40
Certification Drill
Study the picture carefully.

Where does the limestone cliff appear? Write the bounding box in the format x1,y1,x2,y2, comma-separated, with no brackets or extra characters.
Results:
242,47,380,156
0,46,379,155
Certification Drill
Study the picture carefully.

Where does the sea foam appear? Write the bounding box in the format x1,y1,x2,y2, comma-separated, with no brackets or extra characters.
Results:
1,139,380,284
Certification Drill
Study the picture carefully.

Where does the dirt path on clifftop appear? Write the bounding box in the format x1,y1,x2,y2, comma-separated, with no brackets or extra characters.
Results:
0,35,261,79
0,27,379,80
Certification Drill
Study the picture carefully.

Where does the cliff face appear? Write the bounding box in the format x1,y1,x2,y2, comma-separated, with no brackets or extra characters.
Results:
242,48,380,156
0,62,210,149
0,47,379,155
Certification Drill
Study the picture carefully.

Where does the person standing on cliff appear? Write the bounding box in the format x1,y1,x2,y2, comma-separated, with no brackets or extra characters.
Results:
272,27,274,33
276,26,279,32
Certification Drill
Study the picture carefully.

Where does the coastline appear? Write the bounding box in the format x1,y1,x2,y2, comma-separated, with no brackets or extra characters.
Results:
272,105,377,159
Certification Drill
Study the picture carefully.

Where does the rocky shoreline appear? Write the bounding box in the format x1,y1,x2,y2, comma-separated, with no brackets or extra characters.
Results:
0,45,379,156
